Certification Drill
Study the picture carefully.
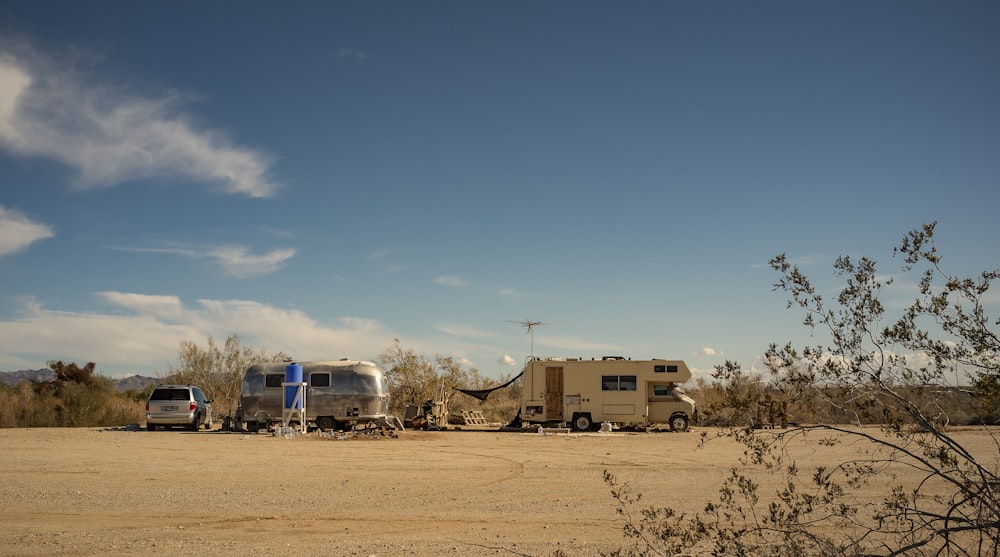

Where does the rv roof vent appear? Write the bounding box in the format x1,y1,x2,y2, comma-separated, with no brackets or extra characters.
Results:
602,356,626,361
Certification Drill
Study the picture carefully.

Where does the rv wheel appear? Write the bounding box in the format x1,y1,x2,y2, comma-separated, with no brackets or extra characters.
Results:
572,414,593,432
669,415,689,432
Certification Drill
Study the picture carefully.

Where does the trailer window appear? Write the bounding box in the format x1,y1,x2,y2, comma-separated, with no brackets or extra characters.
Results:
265,374,283,388
310,373,331,388
356,375,380,395
602,375,638,391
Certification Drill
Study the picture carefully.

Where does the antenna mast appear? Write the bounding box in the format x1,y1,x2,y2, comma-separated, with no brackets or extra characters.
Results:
508,319,545,358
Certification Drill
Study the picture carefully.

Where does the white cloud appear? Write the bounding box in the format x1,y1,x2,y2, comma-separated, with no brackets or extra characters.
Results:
0,204,54,256
0,293,396,376
367,249,406,274
694,347,720,357
537,335,623,354
434,275,465,287
96,291,185,320
334,48,372,64
111,244,295,277
0,48,280,197
437,323,496,339
498,354,517,366
208,246,296,277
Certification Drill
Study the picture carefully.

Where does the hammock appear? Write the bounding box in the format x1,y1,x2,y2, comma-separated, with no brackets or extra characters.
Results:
454,371,523,402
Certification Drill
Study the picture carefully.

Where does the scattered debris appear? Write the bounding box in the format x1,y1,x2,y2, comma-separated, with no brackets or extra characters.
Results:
316,423,397,441
99,423,143,432
460,410,488,426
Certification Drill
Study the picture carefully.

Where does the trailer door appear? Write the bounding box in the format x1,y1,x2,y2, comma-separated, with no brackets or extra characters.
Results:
545,366,564,420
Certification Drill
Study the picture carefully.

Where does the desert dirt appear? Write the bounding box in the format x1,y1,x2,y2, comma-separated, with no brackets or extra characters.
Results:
1,425,998,556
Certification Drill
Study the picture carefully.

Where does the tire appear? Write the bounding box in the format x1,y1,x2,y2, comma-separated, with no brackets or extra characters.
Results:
316,416,335,432
188,414,200,432
147,424,156,431
669,415,689,432
572,413,593,432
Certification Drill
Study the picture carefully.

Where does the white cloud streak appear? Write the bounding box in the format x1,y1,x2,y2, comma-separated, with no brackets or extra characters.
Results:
0,47,280,197
434,275,465,287
112,244,295,277
0,204,54,256
0,293,395,376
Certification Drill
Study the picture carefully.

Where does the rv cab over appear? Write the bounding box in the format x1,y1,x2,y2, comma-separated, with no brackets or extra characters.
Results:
520,356,695,431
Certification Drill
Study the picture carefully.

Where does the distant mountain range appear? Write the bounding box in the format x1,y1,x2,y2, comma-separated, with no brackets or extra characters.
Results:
0,369,159,392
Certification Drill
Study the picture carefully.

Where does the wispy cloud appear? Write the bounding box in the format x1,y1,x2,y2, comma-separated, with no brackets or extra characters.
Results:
437,323,496,339
0,44,281,197
694,347,721,357
0,204,53,256
537,334,623,354
0,293,395,375
334,48,372,65
112,244,295,277
367,248,406,274
434,275,465,287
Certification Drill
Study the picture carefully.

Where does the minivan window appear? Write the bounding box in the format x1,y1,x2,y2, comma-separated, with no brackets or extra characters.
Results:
150,388,189,401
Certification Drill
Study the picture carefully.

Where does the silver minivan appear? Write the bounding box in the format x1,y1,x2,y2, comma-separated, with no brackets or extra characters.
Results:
146,385,213,431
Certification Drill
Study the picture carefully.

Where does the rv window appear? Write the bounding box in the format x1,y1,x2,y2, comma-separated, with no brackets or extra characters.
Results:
653,384,676,397
310,373,331,388
602,375,638,391
265,374,283,388
654,365,680,373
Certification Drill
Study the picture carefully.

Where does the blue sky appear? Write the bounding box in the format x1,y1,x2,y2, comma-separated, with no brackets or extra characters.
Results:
0,1,997,381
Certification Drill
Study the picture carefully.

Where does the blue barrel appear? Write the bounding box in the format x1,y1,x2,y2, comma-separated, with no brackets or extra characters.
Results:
284,363,303,409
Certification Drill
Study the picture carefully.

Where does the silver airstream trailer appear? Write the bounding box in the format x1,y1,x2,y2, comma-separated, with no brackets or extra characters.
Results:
236,359,390,432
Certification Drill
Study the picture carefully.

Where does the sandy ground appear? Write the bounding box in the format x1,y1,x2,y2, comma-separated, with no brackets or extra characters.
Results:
1,425,997,556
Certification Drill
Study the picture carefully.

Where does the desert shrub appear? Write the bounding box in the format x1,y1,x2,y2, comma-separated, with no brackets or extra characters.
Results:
0,362,146,428
603,223,1000,556
378,340,521,424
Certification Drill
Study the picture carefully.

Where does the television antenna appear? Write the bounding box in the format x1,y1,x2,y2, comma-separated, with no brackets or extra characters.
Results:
507,319,546,358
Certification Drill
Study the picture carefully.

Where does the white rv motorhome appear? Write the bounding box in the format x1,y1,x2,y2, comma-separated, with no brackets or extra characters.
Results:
520,356,695,431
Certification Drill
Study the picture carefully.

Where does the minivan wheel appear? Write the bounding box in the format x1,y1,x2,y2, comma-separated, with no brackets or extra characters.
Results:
188,414,200,432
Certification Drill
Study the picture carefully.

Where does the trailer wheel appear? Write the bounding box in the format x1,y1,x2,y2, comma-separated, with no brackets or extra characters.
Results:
572,413,593,432
669,415,689,432
316,416,335,432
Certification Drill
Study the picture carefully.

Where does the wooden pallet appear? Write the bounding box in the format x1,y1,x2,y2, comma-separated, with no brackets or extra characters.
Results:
461,410,488,425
